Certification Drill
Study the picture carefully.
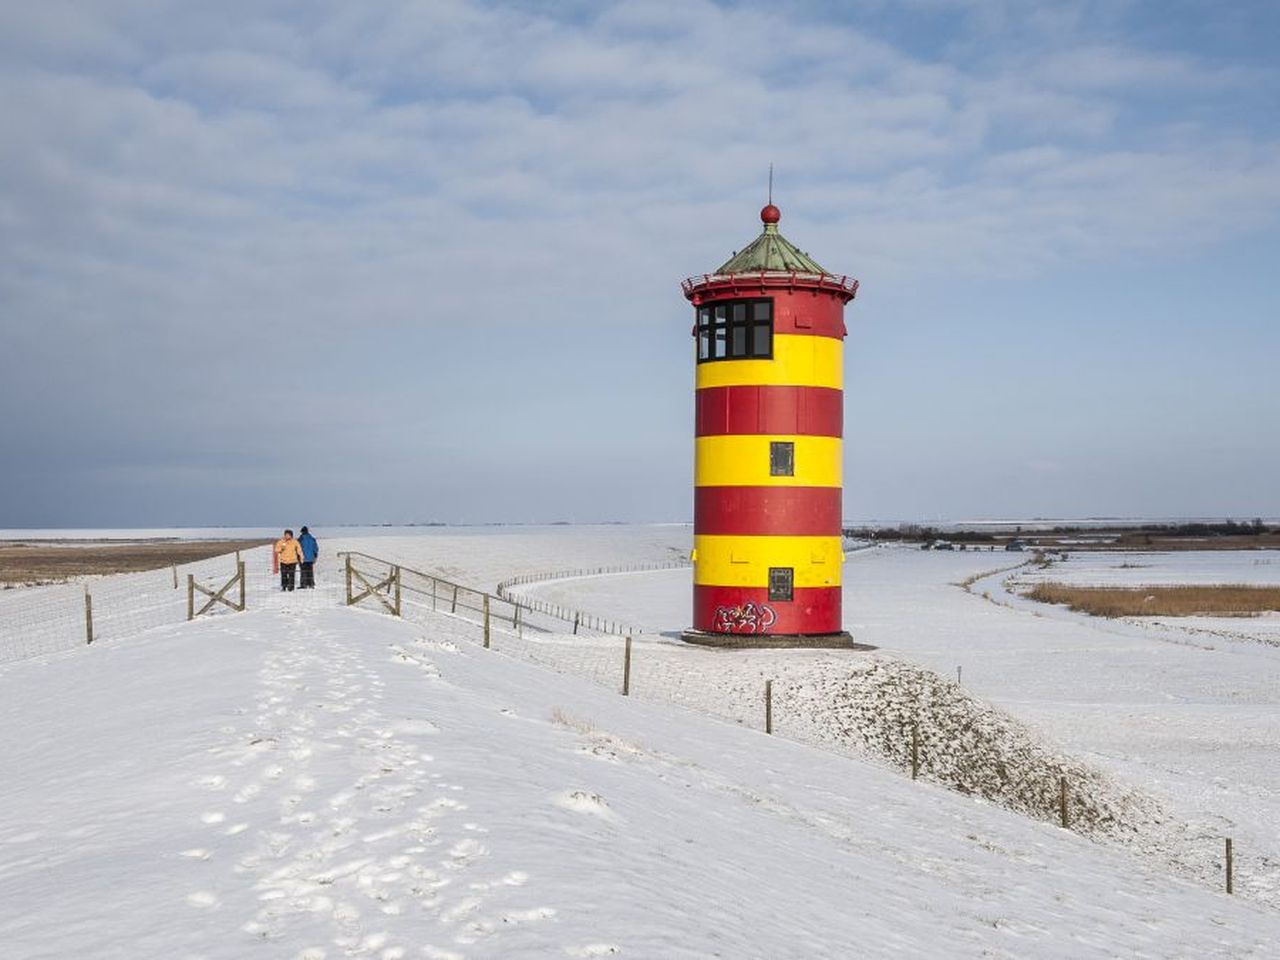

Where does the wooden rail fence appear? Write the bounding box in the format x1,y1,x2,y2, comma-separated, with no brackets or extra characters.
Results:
345,555,402,616
187,561,246,620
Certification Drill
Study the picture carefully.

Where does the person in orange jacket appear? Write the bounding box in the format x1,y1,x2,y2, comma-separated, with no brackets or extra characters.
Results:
275,529,305,591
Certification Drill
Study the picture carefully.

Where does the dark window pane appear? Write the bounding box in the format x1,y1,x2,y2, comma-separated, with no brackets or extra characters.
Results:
770,441,794,476
768,567,794,602
752,323,771,357
696,299,774,364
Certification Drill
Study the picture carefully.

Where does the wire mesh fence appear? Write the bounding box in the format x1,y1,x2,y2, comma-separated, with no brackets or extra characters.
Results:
0,547,283,663
341,551,638,691
495,560,690,636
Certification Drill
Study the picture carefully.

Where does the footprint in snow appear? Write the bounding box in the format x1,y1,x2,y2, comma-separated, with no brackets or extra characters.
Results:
425,796,466,812
391,718,439,736
553,790,615,819
500,906,557,925
234,783,262,803
566,945,622,957
185,890,219,908
446,838,488,866
439,895,483,923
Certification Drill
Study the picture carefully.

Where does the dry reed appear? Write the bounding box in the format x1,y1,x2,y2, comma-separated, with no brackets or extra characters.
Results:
1025,582,1280,618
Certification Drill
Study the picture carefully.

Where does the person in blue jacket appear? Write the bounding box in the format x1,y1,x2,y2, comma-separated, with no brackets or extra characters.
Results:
298,526,319,589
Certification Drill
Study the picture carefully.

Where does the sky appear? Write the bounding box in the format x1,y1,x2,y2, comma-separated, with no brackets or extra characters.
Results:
2,0,1278,528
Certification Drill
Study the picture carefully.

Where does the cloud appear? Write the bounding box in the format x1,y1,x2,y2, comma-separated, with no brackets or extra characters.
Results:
1,0,1278,523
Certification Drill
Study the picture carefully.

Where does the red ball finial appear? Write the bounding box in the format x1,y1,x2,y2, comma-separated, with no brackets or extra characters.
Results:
760,203,781,224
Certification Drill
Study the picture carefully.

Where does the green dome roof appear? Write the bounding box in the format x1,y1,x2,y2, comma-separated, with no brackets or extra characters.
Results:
713,207,828,275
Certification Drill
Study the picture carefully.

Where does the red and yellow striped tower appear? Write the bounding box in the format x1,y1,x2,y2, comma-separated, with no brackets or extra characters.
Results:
681,203,858,646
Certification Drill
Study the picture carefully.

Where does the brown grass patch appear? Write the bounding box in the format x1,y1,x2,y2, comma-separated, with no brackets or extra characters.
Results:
0,539,271,584
1025,582,1280,618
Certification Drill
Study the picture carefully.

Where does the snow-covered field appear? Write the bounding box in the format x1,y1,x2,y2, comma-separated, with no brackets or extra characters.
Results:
1014,549,1280,588
3,528,1279,957
506,543,1280,906
1003,550,1280,649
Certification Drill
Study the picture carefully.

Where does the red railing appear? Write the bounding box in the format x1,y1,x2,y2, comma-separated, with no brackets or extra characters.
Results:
681,271,859,300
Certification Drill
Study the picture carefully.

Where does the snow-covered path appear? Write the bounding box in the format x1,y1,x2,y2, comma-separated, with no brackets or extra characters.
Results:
4,588,1280,958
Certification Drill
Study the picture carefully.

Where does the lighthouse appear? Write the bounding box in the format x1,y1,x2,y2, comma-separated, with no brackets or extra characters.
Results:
681,203,857,646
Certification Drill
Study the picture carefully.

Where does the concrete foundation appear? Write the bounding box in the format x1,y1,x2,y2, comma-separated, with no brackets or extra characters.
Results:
680,629,874,650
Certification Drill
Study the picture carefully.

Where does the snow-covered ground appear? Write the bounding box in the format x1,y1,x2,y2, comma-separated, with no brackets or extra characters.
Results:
3,528,1279,957
4,583,1279,958
1004,550,1280,649
500,542,1280,910
1014,549,1280,588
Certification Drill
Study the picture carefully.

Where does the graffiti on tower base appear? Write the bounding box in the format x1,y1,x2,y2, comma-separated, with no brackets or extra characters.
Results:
712,601,777,634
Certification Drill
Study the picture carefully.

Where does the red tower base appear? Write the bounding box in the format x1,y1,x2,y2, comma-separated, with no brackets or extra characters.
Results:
680,628,872,650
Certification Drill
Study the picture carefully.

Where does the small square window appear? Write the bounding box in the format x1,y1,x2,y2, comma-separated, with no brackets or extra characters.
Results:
769,567,793,602
770,441,794,477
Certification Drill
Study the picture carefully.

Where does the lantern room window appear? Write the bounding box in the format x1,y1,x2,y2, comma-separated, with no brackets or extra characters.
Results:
696,299,772,363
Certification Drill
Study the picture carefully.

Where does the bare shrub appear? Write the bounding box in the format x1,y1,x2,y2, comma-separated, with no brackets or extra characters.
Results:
792,660,1166,841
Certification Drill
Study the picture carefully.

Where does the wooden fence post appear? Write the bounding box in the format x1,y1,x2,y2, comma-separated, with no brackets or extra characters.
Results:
1226,838,1234,894
514,604,522,635
432,577,437,611
238,561,246,611
345,555,353,606
765,679,773,735
451,584,458,613
394,566,402,617
187,575,195,621
84,589,93,645
911,722,920,780
483,595,491,649
622,636,632,696
573,612,580,635
1059,777,1069,829
172,564,178,589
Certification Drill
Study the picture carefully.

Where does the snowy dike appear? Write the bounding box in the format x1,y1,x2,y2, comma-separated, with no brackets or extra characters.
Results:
2,527,1279,958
